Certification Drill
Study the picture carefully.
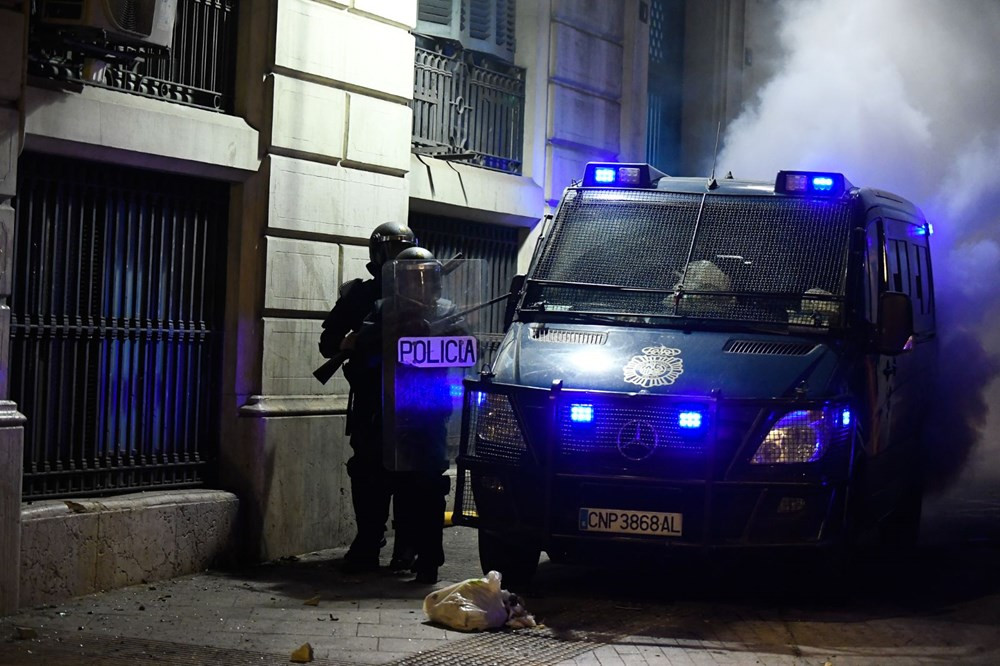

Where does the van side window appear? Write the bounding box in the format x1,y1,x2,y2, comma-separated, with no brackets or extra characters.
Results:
911,243,935,333
865,221,881,323
883,217,935,335
885,238,910,294
912,245,926,312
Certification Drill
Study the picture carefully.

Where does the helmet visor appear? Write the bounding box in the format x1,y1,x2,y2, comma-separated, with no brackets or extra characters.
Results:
373,238,416,267
398,263,442,305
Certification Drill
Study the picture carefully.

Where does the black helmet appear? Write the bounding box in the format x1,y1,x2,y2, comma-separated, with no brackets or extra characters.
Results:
369,222,417,270
394,247,442,306
395,247,435,262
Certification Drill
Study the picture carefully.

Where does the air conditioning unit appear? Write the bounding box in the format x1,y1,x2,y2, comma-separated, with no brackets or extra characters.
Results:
39,0,178,49
416,0,516,63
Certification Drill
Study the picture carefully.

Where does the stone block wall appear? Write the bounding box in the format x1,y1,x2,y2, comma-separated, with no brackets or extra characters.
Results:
19,491,239,607
221,0,417,561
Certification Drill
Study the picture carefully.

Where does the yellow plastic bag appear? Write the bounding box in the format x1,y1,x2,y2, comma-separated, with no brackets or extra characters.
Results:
422,570,509,631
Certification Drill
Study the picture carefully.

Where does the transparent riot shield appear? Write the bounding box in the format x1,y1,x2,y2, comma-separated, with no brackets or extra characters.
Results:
381,257,486,472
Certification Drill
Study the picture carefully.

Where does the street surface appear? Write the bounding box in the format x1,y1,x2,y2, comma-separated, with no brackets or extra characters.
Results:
1,479,999,665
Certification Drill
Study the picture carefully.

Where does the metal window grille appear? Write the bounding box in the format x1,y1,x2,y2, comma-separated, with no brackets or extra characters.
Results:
646,0,685,175
412,36,525,175
529,189,853,327
11,153,228,500
409,213,519,366
29,0,238,113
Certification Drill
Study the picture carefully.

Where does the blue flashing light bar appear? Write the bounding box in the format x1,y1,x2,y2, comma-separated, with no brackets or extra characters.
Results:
812,176,834,191
582,162,667,188
593,167,616,184
841,408,852,428
570,403,594,423
774,171,850,197
678,411,703,429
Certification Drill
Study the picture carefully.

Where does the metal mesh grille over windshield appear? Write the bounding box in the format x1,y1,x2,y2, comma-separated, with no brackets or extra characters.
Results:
528,189,854,327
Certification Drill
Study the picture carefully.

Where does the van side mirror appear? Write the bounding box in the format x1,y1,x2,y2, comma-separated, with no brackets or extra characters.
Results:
877,292,914,355
503,274,525,332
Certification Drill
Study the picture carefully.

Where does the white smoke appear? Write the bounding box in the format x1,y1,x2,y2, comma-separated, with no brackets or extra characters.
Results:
718,0,1000,490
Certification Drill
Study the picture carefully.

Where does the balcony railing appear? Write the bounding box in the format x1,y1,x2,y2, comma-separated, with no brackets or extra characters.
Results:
28,0,238,113
412,37,526,175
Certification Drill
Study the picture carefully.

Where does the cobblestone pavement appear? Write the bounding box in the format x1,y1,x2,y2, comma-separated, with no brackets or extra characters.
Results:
2,482,999,665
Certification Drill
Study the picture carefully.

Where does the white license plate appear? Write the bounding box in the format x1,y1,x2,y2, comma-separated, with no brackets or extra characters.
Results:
578,507,683,536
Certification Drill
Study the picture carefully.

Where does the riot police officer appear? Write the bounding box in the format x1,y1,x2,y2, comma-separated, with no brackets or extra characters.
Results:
319,221,417,573
355,247,462,584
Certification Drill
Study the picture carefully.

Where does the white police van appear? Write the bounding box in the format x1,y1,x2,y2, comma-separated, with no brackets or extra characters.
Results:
452,163,936,585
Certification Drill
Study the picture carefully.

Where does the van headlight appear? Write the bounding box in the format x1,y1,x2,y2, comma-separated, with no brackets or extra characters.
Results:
470,392,527,462
751,407,852,464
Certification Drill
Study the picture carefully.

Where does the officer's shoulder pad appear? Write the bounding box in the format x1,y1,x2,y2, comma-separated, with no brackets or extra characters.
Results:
338,278,366,297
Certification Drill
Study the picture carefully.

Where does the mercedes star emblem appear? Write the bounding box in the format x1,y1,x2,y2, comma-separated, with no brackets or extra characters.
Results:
616,419,658,461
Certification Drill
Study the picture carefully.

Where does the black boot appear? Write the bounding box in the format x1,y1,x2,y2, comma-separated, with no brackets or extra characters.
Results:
342,536,386,573
413,565,438,585
389,519,417,571
389,546,416,572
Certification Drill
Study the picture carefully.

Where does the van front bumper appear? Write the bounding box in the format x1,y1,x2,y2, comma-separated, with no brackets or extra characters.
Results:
457,462,850,555
453,379,856,556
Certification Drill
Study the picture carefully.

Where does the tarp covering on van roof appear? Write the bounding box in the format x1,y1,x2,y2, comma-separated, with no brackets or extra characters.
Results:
526,189,853,327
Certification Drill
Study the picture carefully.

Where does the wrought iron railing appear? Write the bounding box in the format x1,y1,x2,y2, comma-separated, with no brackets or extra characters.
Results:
412,37,526,175
11,153,228,500
29,0,238,113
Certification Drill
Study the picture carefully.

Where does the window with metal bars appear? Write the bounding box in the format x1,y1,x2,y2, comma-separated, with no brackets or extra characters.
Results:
646,0,685,175
11,153,228,500
28,0,238,113
409,213,519,364
411,33,525,175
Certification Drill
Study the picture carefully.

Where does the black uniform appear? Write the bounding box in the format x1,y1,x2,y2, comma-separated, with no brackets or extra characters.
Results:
356,290,463,584
320,278,390,566
392,298,462,582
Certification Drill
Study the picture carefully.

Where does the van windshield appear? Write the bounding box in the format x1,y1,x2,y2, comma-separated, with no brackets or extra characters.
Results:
523,189,854,328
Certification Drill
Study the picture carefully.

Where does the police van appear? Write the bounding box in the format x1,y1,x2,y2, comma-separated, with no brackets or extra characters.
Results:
452,163,936,584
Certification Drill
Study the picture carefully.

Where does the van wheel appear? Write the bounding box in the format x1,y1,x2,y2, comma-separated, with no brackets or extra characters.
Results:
478,530,540,589
878,482,923,551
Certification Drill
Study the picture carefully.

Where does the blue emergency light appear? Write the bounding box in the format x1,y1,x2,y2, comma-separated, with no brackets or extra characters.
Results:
570,403,595,423
774,171,850,197
679,410,703,429
582,162,667,188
